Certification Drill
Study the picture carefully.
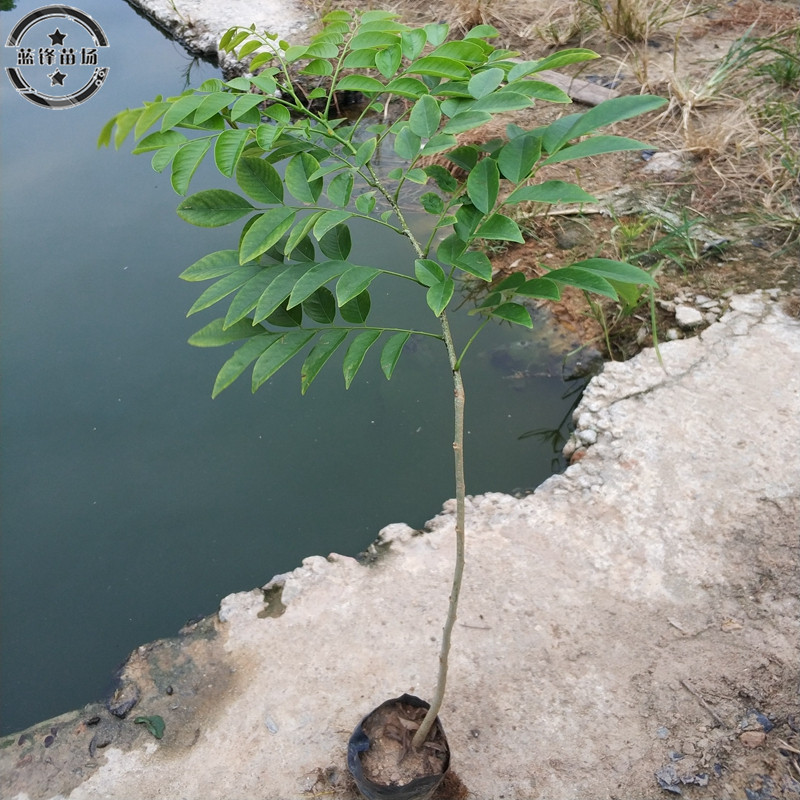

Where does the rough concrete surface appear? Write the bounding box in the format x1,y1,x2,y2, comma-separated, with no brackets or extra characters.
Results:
2,292,798,800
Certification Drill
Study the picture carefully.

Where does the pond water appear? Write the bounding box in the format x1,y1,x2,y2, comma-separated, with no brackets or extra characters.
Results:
0,0,587,735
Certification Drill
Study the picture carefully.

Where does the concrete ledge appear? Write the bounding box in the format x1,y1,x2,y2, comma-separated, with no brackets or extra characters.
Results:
3,291,799,799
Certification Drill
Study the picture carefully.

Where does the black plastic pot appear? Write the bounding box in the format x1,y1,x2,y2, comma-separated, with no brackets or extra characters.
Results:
347,694,450,800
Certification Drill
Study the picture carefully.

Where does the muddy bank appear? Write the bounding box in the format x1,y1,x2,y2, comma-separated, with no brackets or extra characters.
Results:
2,290,798,799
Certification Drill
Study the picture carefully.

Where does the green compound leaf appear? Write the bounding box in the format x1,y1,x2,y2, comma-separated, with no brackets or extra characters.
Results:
301,330,348,394
405,56,470,80
288,260,349,307
187,266,263,316
497,132,541,183
380,332,410,379
467,67,504,98
177,191,254,227
570,258,657,286
134,716,165,740
340,290,371,324
544,266,618,298
542,135,654,165
252,330,316,391
343,330,381,388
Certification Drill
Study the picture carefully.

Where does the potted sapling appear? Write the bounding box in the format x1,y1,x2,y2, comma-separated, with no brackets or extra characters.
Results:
101,11,664,797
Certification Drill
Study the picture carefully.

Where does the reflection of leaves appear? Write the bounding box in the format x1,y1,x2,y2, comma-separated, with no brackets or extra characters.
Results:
134,715,165,739
0,1,18,10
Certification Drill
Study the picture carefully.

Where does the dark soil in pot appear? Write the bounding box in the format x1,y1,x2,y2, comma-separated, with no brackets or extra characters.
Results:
347,694,450,800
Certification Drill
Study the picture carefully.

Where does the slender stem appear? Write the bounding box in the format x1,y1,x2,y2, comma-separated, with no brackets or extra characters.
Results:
412,309,466,749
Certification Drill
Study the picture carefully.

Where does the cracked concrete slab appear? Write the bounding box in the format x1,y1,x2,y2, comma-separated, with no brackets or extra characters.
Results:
2,291,798,799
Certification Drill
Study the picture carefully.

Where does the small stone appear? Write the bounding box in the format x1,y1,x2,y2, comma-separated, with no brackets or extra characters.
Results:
578,429,597,445
675,305,704,329
704,312,718,324
740,731,766,748
694,294,713,305
666,328,681,341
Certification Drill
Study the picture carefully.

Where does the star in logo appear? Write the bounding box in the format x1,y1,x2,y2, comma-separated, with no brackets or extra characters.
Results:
48,28,67,46
49,69,67,86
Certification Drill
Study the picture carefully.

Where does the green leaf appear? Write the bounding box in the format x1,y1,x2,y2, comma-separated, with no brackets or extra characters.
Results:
181,249,242,281
301,330,347,394
423,23,449,46
384,76,429,98
542,135,653,165
350,31,399,49
467,157,499,214
342,50,377,69
253,264,301,321
283,211,324,256
319,224,352,260
375,44,403,79
303,286,337,324
212,334,278,397
132,130,186,154
556,95,667,149
335,75,386,93
267,299,303,327
544,266,617,298
171,139,212,195
354,193,376,215
394,127,422,160
419,133,458,155
427,277,455,316
442,111,492,134
177,190,254,227
187,266,263,316
288,260,348,307
405,168,428,183
355,137,378,166
134,101,170,138
285,153,323,203
134,716,165,740
468,67,505,98
252,330,316,391
343,330,381,388
505,79,570,103
161,93,205,131
381,332,410,378
328,172,354,208
306,40,339,58
415,258,445,286
474,213,524,243
508,49,598,80
239,208,297,263
194,92,233,124
431,40,487,63
420,192,445,214
302,58,334,77
490,302,533,328
570,258,657,286
231,94,266,121
408,95,442,138
506,180,597,204
224,270,278,327
340,291,371,323
236,158,284,204
454,250,492,281
405,56,470,80
214,128,250,177
401,29,427,60
471,92,532,113
187,317,265,346
497,132,541,183
465,24,499,39
336,267,381,306
515,277,561,300
423,165,458,192
313,211,353,241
